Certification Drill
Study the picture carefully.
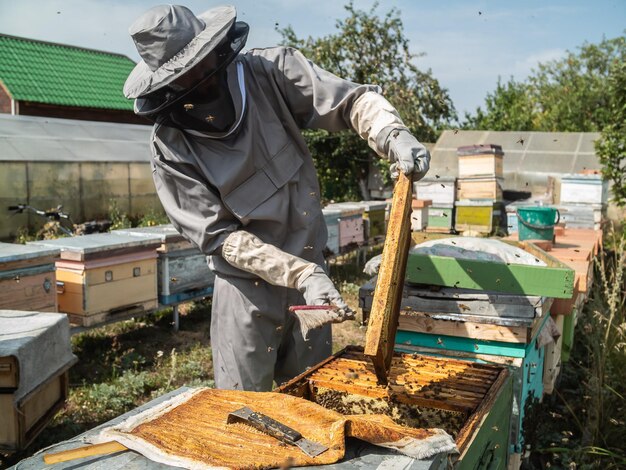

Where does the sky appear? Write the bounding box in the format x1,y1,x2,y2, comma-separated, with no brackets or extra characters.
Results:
0,0,624,117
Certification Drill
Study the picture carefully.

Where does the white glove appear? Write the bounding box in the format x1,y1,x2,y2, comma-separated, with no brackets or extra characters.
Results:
222,231,355,322
221,230,316,287
381,127,430,180
297,267,355,321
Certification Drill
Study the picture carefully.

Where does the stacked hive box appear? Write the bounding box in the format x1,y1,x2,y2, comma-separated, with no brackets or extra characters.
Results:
0,310,77,452
414,177,456,232
29,233,161,327
455,144,505,235
359,234,575,459
322,208,342,255
0,243,59,312
557,174,607,230
114,225,215,306
323,202,365,252
507,228,603,372
410,199,432,231
353,200,387,242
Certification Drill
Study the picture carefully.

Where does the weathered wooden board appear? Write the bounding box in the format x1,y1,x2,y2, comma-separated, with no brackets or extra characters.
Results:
543,314,564,395
395,323,548,359
458,153,503,178
456,177,503,201
398,314,534,343
364,173,413,384
0,266,57,312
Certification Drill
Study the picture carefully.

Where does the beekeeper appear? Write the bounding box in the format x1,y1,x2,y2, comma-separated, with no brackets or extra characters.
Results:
124,4,430,391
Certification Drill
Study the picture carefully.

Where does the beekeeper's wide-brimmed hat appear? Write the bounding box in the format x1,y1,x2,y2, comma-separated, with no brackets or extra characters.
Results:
124,4,247,99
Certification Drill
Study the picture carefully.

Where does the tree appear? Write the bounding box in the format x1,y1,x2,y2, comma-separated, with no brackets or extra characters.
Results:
278,1,456,201
595,60,626,206
466,34,625,132
463,78,535,131
464,33,626,204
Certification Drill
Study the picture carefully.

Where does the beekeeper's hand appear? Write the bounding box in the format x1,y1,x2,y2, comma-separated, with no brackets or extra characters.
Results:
297,267,355,321
384,127,430,181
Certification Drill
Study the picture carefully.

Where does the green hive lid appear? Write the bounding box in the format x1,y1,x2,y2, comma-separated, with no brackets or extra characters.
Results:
0,34,135,110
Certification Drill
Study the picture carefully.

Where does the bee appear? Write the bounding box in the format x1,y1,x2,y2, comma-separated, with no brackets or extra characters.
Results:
517,137,525,145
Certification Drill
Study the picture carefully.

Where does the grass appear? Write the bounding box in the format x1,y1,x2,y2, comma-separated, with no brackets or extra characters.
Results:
526,225,626,469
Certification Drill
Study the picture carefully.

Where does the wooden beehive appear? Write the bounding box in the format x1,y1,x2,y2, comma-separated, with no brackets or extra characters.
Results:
114,225,215,305
0,311,77,452
0,243,60,312
454,200,504,235
427,204,455,231
29,234,162,326
456,177,504,201
0,368,70,452
324,203,364,251
411,199,432,232
457,144,504,178
322,208,341,255
414,177,456,205
277,346,512,468
355,200,388,241
559,174,608,205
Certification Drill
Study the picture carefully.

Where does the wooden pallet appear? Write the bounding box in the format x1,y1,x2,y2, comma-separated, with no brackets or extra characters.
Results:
67,299,157,328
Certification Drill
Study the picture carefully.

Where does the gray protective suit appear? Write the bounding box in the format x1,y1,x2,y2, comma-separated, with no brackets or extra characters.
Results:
150,46,405,391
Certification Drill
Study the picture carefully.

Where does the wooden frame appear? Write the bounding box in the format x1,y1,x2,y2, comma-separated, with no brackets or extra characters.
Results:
364,173,412,383
275,345,512,465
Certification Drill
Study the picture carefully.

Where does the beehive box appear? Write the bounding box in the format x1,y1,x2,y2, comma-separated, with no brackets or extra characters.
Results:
324,203,364,251
0,311,77,452
557,203,604,230
560,174,608,205
427,204,455,231
457,144,504,178
411,199,431,231
277,345,512,469
359,279,551,335
455,200,504,235
114,225,215,305
406,234,576,299
456,177,504,201
414,177,456,205
355,200,388,241
29,234,161,326
395,313,552,455
322,208,342,255
0,243,59,312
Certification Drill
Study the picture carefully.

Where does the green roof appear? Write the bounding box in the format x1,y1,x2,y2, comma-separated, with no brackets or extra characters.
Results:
0,34,135,110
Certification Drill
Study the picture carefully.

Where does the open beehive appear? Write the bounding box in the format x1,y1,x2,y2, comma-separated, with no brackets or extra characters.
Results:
276,345,511,460
279,176,513,467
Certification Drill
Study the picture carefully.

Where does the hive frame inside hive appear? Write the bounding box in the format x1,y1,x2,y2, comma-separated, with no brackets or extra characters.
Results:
276,345,509,456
